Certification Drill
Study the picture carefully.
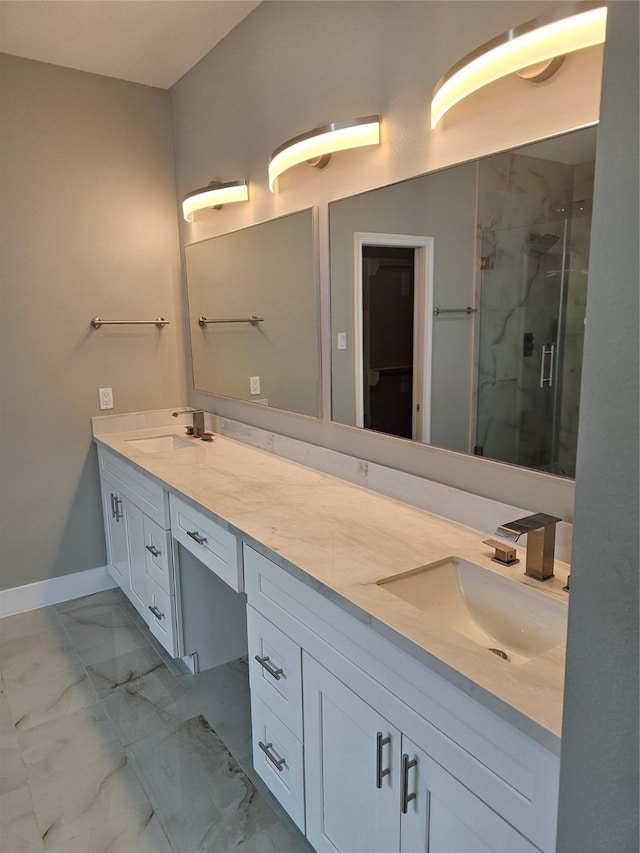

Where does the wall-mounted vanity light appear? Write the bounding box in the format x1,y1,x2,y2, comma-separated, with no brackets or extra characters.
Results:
182,180,249,222
431,1,607,129
268,115,380,191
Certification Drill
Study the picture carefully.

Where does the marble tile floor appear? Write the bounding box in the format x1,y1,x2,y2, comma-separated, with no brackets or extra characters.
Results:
0,588,312,853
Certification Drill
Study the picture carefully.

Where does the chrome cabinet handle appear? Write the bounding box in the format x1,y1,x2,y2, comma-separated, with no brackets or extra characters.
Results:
258,740,286,771
113,495,123,522
148,605,165,620
145,544,161,557
109,493,123,521
254,654,284,681
401,753,418,814
187,530,207,545
539,343,555,388
376,732,391,789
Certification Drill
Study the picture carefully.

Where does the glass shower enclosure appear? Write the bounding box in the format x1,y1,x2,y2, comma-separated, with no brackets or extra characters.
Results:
475,204,591,477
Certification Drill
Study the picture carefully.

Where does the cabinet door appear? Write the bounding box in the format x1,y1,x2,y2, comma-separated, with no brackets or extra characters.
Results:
400,737,539,853
303,653,400,853
101,479,129,589
124,497,148,616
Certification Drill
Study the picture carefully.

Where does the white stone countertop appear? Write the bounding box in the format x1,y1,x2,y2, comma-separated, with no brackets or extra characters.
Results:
94,422,570,753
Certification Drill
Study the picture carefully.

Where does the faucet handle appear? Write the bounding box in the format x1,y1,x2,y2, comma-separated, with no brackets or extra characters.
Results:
483,538,519,566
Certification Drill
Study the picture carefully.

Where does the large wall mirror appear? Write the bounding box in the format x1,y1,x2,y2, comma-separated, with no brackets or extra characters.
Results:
185,208,320,417
330,126,596,478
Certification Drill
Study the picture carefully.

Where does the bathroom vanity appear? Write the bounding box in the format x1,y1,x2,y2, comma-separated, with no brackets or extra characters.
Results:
93,412,569,853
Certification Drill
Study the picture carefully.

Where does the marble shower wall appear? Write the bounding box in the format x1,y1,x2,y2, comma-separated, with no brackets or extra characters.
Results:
475,152,593,475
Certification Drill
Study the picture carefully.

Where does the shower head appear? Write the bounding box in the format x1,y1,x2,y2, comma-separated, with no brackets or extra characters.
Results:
529,233,560,255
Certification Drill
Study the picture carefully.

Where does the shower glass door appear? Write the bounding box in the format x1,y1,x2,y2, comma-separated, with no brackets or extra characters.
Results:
475,215,589,476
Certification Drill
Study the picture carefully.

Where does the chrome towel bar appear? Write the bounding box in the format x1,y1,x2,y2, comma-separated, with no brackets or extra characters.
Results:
91,317,169,329
199,315,263,326
433,306,478,316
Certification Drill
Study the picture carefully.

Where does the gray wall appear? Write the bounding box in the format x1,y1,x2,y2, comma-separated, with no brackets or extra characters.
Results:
186,209,319,416
557,2,640,850
0,55,187,591
330,164,477,452
172,0,602,520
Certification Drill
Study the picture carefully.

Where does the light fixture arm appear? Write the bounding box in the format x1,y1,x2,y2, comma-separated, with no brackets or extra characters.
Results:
307,154,331,169
515,55,566,82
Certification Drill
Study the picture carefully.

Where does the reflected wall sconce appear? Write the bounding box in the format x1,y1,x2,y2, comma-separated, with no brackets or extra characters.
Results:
268,115,380,191
430,2,607,129
182,180,249,222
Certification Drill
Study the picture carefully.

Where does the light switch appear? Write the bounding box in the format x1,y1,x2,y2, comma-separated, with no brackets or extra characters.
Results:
337,332,347,350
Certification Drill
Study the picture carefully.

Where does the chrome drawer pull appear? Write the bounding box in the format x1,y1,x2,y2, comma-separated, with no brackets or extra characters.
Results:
145,544,162,557
401,753,418,814
376,732,391,789
148,605,165,620
258,740,286,771
254,654,284,680
187,530,207,545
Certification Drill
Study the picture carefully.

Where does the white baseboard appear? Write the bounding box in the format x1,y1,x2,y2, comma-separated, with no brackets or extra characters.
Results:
0,566,117,618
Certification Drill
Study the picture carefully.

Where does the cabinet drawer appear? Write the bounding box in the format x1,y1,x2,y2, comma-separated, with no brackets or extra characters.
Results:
251,696,305,833
146,576,178,657
170,495,243,592
98,448,169,528
247,606,302,739
143,515,172,593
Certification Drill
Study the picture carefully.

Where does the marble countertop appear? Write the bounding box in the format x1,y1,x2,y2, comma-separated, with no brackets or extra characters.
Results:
94,421,569,752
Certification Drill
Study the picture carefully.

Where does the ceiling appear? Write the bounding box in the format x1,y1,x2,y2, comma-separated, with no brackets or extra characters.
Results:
0,0,261,89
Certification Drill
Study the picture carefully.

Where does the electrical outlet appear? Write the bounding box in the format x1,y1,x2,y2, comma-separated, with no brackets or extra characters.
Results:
249,376,261,395
99,387,114,410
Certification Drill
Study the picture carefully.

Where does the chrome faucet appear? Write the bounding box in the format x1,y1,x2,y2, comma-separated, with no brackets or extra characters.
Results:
172,409,206,438
494,512,561,581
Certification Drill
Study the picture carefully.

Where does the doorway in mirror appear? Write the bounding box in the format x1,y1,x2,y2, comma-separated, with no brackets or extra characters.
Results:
353,233,434,443
362,245,414,438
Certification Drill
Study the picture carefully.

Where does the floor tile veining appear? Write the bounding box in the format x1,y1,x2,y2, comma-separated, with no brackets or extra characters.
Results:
0,589,311,852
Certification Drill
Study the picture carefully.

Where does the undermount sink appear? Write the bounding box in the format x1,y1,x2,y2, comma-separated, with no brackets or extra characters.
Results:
378,556,567,664
125,434,195,453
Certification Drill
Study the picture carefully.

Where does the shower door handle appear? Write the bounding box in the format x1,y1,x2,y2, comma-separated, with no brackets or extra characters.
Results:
539,343,555,388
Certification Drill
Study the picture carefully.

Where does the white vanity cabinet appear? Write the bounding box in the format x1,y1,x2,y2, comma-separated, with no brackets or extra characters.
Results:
303,655,538,853
244,544,559,853
98,447,178,655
